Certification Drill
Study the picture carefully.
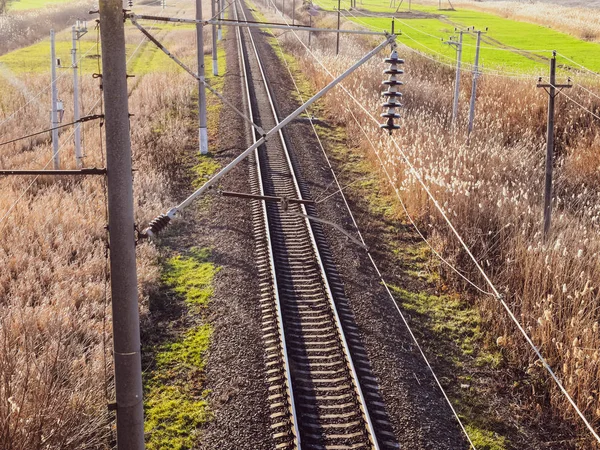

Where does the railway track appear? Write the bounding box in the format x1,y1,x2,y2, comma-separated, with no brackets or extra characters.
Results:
233,1,400,449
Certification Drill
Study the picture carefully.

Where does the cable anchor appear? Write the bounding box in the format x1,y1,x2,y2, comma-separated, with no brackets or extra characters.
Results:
379,49,404,135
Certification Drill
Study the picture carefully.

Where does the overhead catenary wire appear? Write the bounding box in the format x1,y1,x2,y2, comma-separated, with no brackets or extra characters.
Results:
0,115,103,147
273,1,600,443
129,17,266,135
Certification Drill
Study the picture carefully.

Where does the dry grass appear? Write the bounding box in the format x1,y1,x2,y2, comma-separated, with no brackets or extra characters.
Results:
0,3,203,446
0,1,91,56
270,3,600,445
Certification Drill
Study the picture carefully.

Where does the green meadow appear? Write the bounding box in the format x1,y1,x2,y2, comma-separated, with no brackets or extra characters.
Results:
315,0,600,73
0,24,196,76
7,0,73,11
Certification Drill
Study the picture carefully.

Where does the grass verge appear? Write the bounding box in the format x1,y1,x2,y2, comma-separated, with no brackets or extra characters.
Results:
143,28,227,450
145,248,219,450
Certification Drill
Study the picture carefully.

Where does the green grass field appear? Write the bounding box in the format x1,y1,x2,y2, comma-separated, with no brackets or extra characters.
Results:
7,0,73,11
0,24,197,76
315,0,600,73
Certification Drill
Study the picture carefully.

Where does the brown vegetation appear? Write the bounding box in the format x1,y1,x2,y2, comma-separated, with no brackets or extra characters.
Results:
274,5,600,446
0,13,200,449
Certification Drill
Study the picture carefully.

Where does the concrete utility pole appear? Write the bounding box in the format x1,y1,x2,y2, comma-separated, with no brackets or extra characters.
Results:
467,30,482,135
445,30,462,126
50,30,60,169
336,0,341,55
537,50,572,237
197,0,209,154
217,0,223,41
98,1,144,449
72,21,88,168
211,0,218,75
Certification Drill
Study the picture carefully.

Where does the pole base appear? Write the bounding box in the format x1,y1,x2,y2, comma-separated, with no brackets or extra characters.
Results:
212,59,218,76
199,127,209,155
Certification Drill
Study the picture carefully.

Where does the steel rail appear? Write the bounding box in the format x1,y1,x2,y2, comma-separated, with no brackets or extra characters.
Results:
234,2,301,447
237,1,381,448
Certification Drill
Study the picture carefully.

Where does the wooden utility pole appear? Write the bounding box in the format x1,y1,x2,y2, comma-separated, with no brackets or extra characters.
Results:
537,50,572,237
336,0,341,55
98,1,145,449
445,30,463,126
197,0,209,154
467,30,482,135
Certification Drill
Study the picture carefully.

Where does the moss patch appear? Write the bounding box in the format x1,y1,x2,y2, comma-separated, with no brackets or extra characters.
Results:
162,247,219,308
145,248,218,449
465,425,508,450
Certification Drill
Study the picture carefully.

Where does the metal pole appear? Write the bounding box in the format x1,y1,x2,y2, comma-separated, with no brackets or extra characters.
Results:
197,0,209,154
543,52,557,237
217,0,223,40
336,0,341,55
467,30,481,135
292,0,295,24
72,26,83,168
98,1,144,449
451,31,462,126
211,0,218,75
50,30,60,170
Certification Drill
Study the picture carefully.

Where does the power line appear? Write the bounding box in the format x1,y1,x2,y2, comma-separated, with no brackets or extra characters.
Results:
276,7,600,443
556,52,600,79
558,87,600,121
0,115,103,147
0,96,102,231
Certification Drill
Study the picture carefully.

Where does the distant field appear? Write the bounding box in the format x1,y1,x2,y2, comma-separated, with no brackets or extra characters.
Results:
0,23,194,75
315,0,600,73
7,0,73,11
